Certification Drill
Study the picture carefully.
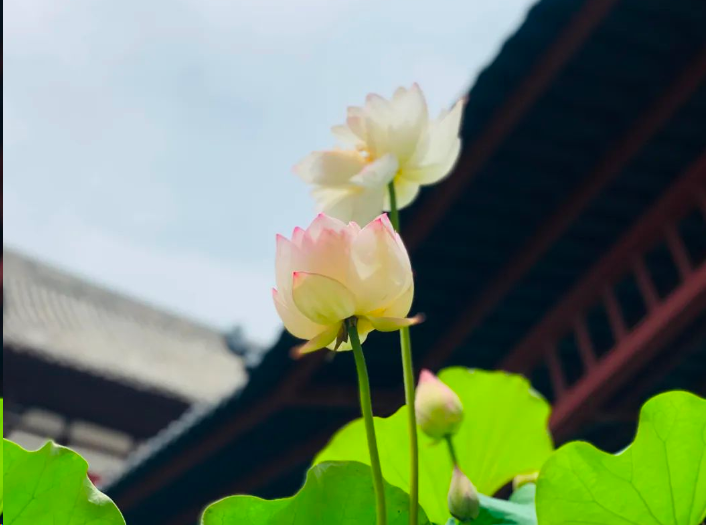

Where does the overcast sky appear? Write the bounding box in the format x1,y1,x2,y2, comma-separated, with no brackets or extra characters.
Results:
4,0,535,345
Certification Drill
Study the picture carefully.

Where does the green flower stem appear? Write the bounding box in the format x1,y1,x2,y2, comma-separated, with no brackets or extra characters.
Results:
348,319,387,525
388,180,401,231
399,324,419,524
445,435,459,466
387,181,419,525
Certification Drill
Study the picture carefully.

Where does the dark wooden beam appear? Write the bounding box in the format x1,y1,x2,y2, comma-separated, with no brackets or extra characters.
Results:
291,385,402,413
502,151,706,374
551,260,706,440
422,51,706,371
164,424,346,525
545,344,567,399
604,312,706,417
664,224,693,279
633,257,660,311
114,351,326,511
404,0,621,251
3,345,189,439
603,287,628,343
573,317,597,371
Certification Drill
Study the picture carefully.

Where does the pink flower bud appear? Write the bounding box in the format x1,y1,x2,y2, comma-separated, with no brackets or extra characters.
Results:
448,466,480,522
414,369,464,439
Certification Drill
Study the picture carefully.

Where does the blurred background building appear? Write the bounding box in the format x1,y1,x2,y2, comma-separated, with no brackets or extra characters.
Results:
101,0,706,523
2,248,249,484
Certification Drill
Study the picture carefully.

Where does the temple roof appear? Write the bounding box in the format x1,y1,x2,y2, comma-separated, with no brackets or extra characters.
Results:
3,248,248,403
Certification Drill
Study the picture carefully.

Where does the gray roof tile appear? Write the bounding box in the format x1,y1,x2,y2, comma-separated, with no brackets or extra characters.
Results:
3,248,248,403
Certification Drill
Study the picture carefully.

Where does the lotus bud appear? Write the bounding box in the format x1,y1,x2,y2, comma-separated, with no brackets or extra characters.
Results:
512,471,539,490
448,466,480,522
415,369,464,439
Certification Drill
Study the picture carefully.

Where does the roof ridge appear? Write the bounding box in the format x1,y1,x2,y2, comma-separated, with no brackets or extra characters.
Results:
3,246,223,337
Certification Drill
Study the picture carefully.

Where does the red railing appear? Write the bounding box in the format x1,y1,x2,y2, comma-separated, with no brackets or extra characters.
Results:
502,151,706,440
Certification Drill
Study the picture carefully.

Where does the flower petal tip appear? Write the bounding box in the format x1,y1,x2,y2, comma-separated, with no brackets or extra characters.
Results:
419,369,436,383
410,313,426,325
289,344,306,360
370,214,390,229
290,340,327,360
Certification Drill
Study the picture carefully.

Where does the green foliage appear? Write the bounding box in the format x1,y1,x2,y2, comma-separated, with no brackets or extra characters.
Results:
315,368,553,524
5,378,703,525
201,461,431,524
536,391,706,525
3,439,125,525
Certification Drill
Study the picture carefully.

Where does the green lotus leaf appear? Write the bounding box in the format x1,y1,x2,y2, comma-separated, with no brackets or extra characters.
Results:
3,439,125,524
315,368,553,524
201,461,430,524
536,390,706,525
481,484,538,524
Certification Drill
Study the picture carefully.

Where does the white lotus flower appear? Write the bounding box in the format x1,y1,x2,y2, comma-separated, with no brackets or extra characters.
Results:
273,213,421,356
295,84,464,224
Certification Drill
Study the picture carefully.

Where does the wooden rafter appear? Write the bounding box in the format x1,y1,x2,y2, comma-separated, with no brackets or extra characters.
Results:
404,0,622,252
502,151,706,374
115,351,327,511
163,424,345,525
491,151,706,439
422,52,706,370
605,314,706,418
292,385,401,413
4,345,188,439
551,261,706,439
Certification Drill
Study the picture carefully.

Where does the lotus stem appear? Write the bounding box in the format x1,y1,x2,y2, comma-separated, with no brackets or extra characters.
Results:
348,318,387,525
387,181,419,525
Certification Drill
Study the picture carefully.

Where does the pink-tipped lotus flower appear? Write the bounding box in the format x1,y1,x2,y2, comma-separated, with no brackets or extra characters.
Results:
415,369,464,440
294,84,464,224
273,213,421,357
